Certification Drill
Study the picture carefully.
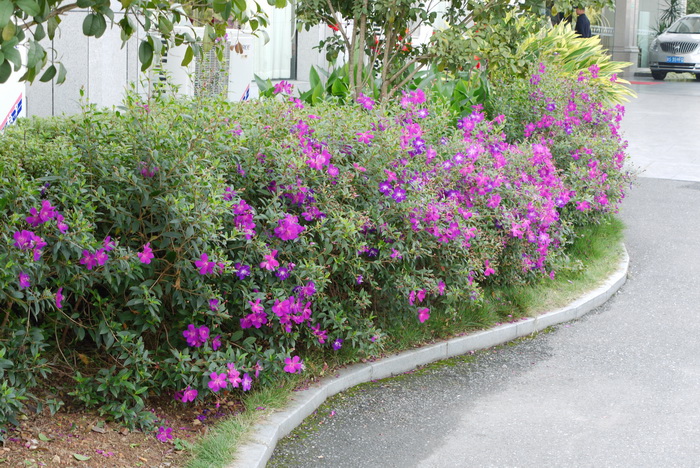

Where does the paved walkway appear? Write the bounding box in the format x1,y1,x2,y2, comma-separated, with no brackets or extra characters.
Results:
266,78,700,467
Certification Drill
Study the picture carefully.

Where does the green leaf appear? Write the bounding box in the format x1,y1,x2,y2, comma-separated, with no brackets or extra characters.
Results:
158,15,173,35
0,0,13,29
308,65,321,88
0,60,8,84
331,77,347,96
311,82,323,104
39,64,56,82
56,62,66,84
33,22,45,41
3,44,20,70
38,433,51,442
16,0,40,17
138,40,153,71
47,16,60,39
274,0,286,7
180,45,194,66
26,40,44,69
2,21,15,41
82,13,106,38
72,453,91,461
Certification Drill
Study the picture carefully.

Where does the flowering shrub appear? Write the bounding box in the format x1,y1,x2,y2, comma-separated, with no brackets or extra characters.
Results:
0,62,631,432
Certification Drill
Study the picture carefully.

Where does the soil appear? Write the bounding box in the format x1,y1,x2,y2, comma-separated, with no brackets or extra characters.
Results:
0,395,245,468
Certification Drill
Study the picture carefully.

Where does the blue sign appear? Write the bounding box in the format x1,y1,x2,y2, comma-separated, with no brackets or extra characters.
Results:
1,94,23,131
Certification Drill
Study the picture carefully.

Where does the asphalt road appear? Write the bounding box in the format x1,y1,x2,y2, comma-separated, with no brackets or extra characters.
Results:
268,78,700,468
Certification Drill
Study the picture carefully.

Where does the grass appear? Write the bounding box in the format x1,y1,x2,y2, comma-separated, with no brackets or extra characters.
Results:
184,214,625,468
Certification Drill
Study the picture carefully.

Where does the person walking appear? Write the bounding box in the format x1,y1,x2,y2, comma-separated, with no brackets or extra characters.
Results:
574,7,592,38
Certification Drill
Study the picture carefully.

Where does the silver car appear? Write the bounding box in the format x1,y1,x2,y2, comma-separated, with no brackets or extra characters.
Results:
649,14,700,81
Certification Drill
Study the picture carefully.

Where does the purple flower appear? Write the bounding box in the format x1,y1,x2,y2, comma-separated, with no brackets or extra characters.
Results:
392,187,407,203
357,93,375,110
484,260,495,276
94,248,108,266
437,281,446,295
356,132,374,144
208,372,228,392
242,373,252,391
211,335,222,351
156,426,173,443
209,298,220,311
55,287,64,309
378,181,393,195
418,307,430,323
80,250,98,270
356,275,363,284
299,281,316,297
234,263,251,280
138,242,154,264
25,200,58,226
55,214,69,233
327,165,339,177
284,356,303,373
183,324,209,347
18,272,30,289
276,267,291,281
332,338,343,350
179,386,198,403
103,236,116,252
274,214,305,241
139,161,159,178
227,363,242,387
223,187,236,201
13,230,35,250
273,80,293,95
195,253,216,275
260,250,280,271
588,63,600,78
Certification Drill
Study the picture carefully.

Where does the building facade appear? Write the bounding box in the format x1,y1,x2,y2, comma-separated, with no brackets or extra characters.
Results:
21,1,670,118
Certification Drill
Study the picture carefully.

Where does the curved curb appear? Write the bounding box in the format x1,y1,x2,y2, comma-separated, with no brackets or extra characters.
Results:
229,246,629,468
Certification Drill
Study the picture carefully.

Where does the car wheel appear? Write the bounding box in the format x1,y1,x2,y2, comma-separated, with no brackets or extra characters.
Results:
695,74,700,81
651,70,667,80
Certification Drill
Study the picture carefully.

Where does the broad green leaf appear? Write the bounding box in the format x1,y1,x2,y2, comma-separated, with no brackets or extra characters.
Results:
158,15,173,35
16,0,40,17
331,77,347,96
0,0,12,29
33,22,45,41
82,13,106,38
2,21,15,41
308,65,321,88
311,81,323,104
180,45,194,67
26,40,44,69
72,453,91,461
0,60,10,83
56,62,66,84
274,0,286,7
47,16,60,39
3,44,20,70
38,65,55,82
38,433,51,442
138,40,153,71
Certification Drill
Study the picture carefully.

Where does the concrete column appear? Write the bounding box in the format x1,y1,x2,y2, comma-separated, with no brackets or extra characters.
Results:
612,0,640,77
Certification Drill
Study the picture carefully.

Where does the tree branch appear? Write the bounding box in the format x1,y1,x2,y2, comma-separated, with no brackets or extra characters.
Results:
22,3,80,30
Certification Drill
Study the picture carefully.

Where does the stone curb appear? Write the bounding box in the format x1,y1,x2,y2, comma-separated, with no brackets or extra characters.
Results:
228,246,629,468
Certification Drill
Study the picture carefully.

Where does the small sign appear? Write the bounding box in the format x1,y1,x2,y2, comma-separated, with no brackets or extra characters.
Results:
667,56,685,63
0,93,23,131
